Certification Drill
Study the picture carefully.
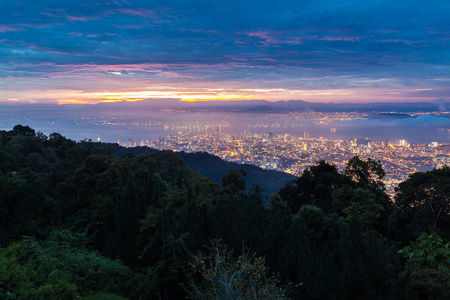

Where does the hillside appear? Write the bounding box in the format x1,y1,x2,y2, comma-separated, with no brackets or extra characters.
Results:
1,125,448,300
97,143,295,200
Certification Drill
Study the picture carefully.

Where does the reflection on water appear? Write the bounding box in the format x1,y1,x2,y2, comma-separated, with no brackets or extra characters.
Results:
1,110,449,144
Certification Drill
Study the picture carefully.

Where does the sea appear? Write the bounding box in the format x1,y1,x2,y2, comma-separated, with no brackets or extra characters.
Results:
1,109,449,145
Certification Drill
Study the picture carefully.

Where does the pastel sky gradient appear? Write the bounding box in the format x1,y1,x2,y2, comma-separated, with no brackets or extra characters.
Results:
1,0,449,104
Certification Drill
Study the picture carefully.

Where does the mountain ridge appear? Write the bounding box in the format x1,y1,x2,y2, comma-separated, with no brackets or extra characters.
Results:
96,143,296,200
1,99,447,113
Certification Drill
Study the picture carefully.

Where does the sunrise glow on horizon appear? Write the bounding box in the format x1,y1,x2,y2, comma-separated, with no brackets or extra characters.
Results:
1,1,449,105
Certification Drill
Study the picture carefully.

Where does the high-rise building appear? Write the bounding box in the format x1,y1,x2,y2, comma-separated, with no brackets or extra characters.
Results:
397,139,408,147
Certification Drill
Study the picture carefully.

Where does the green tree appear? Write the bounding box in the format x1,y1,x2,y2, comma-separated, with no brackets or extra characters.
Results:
188,240,297,299
115,175,139,266
399,233,450,300
344,156,385,190
12,124,35,136
278,160,344,214
0,231,137,300
332,187,384,238
222,169,247,192
343,156,393,237
395,167,450,236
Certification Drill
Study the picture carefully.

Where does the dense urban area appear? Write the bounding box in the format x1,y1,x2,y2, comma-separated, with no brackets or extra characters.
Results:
119,129,449,197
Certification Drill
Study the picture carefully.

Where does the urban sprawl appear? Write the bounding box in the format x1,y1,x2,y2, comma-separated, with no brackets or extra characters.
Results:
118,129,450,197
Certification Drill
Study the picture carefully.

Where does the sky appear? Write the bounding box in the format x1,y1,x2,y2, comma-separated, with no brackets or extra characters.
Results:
1,0,449,104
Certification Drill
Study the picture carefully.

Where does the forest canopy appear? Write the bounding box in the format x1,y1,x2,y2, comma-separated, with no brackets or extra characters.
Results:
0,125,449,299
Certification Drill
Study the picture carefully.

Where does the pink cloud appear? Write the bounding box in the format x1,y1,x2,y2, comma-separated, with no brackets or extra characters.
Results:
112,8,158,18
113,0,131,6
28,44,78,56
320,36,360,42
67,15,98,21
0,25,25,32
246,30,271,39
377,39,422,45
40,12,61,18
106,8,177,24
114,23,146,29
244,30,302,46
68,32,83,38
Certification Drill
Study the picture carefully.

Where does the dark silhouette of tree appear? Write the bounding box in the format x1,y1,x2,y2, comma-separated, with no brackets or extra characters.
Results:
279,160,345,214
222,169,247,192
395,167,450,237
12,124,35,136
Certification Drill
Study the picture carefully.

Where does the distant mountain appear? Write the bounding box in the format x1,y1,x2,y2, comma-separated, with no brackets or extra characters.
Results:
1,99,447,114
97,143,295,200
371,112,418,119
89,99,448,113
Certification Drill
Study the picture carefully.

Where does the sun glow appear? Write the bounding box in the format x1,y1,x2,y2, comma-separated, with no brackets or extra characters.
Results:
1,85,437,106
57,90,256,104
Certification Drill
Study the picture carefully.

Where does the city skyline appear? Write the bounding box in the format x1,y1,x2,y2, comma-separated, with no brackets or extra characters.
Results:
143,129,450,196
1,1,450,105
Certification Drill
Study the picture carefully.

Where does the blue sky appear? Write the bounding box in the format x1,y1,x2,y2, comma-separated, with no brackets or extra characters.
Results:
1,0,449,104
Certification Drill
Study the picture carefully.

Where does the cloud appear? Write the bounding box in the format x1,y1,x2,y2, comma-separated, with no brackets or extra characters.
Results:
0,0,449,103
435,98,447,111
0,25,25,32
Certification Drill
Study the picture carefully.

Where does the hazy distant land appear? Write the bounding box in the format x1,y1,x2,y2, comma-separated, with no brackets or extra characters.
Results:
1,99,449,144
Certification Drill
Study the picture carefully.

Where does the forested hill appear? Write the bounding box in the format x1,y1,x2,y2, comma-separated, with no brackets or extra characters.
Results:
98,143,295,199
1,125,449,300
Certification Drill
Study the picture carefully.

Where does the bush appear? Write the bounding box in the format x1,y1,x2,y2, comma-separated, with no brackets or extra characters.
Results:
0,230,137,299
188,240,299,299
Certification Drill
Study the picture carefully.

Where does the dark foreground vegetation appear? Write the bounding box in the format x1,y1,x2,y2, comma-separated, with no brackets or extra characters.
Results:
1,125,449,299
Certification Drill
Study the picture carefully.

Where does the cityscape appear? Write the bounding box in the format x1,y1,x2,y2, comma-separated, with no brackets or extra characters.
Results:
119,130,447,197
106,111,450,197
3,104,448,197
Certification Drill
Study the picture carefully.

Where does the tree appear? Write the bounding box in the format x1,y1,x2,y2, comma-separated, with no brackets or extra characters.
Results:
0,231,137,300
398,233,450,300
12,124,35,137
222,169,247,192
332,187,384,231
278,160,344,214
344,156,385,190
343,156,393,236
188,239,297,299
115,175,139,266
395,167,450,236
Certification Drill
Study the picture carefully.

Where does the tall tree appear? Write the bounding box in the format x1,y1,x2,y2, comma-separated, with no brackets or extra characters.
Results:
395,167,450,237
278,160,345,214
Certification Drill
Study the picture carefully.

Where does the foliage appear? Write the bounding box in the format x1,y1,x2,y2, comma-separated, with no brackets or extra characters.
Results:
222,168,247,192
343,156,385,189
0,230,136,299
399,233,450,270
332,186,385,241
80,291,129,300
395,167,450,237
188,240,298,299
278,160,345,214
399,233,450,299
1,126,448,299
